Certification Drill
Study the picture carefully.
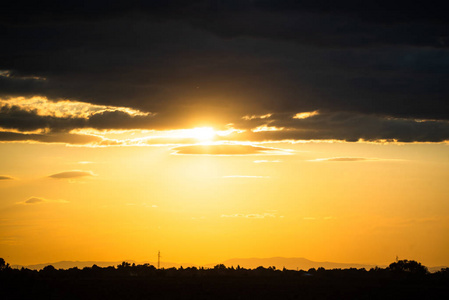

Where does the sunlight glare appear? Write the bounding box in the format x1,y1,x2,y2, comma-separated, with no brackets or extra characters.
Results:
187,127,216,141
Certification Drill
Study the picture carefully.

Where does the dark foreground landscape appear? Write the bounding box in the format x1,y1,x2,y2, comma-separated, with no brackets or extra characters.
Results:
1,259,448,300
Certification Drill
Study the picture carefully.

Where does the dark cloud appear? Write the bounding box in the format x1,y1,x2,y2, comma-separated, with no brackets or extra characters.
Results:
0,175,14,180
23,196,68,204
25,197,44,204
0,105,85,132
0,104,208,133
48,171,94,179
0,74,47,97
172,144,289,155
0,1,448,142
236,112,449,143
0,131,103,145
1,105,449,143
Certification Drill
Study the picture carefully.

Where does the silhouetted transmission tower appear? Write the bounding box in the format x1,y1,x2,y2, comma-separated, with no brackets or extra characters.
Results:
158,251,161,269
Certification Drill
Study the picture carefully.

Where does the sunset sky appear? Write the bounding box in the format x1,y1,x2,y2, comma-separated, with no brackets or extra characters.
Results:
1,1,448,267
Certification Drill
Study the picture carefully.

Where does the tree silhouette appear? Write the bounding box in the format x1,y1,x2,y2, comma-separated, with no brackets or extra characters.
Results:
0,258,8,270
117,261,131,269
388,259,428,275
213,264,227,270
1,258,448,300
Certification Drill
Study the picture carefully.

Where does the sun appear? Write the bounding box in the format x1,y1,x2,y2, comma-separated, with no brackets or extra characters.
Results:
155,127,217,141
187,127,216,141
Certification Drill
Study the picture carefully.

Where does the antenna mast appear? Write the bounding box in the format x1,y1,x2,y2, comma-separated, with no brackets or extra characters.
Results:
158,251,160,269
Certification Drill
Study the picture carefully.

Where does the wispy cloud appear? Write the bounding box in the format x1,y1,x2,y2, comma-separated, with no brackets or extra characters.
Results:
0,96,149,119
221,213,276,219
251,125,284,132
303,216,335,220
48,170,95,179
0,236,22,246
370,217,439,233
222,175,270,179
125,202,158,208
242,113,272,121
253,160,282,163
308,157,379,162
293,110,319,119
0,70,46,81
0,175,14,180
172,143,292,156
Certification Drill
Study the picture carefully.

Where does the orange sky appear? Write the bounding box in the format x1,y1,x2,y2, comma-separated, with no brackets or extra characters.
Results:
1,135,448,267
1,2,449,268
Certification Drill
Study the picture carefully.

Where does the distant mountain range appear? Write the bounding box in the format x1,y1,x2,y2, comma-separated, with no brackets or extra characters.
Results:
213,257,446,273
11,260,189,271
11,257,446,273
212,257,384,271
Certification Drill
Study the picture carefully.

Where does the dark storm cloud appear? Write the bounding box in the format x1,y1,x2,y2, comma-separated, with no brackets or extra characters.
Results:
0,105,84,132
3,1,448,49
1,1,448,142
0,104,200,132
0,72,47,98
87,111,163,130
237,112,449,143
2,107,448,143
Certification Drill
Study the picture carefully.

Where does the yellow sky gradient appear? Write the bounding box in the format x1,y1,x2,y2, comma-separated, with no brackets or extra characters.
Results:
1,139,448,267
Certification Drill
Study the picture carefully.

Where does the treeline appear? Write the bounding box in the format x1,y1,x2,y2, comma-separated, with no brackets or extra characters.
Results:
1,258,447,278
1,258,449,300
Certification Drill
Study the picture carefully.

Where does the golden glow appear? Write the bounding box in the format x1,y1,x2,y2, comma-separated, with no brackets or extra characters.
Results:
215,125,246,137
0,140,448,267
242,113,272,120
293,110,319,119
188,127,216,140
169,127,216,141
72,127,219,142
252,125,284,132
0,96,151,118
